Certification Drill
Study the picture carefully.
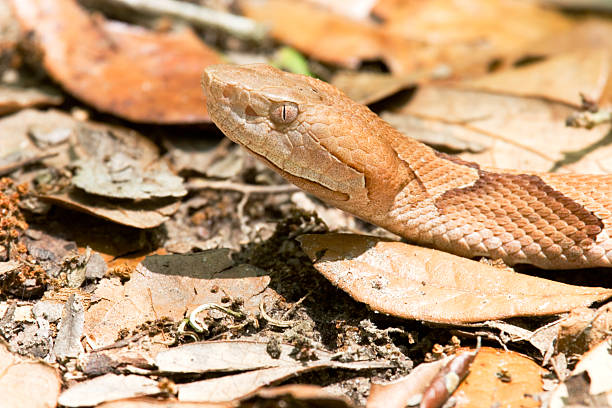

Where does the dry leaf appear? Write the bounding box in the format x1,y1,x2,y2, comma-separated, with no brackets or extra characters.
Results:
58,374,160,407
40,188,181,229
550,338,612,407
398,84,612,172
240,0,384,70
0,341,61,408
459,49,611,108
10,0,222,123
298,233,612,324
178,359,391,403
452,347,545,408
331,70,422,105
251,385,353,407
85,252,272,346
380,112,486,153
556,306,612,356
99,399,229,408
367,357,451,408
0,84,62,115
156,341,325,373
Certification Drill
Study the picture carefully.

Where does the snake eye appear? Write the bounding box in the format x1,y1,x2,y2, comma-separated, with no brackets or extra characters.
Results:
270,102,298,125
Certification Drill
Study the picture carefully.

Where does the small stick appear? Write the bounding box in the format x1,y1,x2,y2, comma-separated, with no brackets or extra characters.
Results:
98,0,267,41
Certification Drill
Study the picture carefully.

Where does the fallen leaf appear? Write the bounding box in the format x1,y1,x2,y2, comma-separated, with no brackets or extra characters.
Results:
156,341,320,373
556,306,612,356
0,341,61,408
550,338,612,407
10,0,222,123
241,0,570,76
40,188,181,229
72,160,186,200
240,0,384,70
298,233,612,324
452,347,545,408
397,84,612,172
250,384,353,407
58,373,160,407
99,399,229,408
380,112,486,153
0,84,62,115
331,70,422,105
85,251,272,346
178,359,391,403
367,357,451,408
459,49,611,108
53,293,85,359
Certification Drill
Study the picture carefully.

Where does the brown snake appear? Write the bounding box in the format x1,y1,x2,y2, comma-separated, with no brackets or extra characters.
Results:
202,64,612,269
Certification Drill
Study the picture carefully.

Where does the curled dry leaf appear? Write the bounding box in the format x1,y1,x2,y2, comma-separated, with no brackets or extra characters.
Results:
72,160,186,200
367,357,451,408
298,234,612,324
10,0,222,123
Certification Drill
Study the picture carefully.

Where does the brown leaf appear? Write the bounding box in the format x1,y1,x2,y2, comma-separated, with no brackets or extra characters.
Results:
397,84,612,172
556,305,612,356
367,357,450,408
240,0,384,70
178,359,391,403
0,85,62,115
0,341,61,408
39,188,181,229
458,49,611,108
85,253,272,346
156,341,323,374
452,347,545,408
250,384,353,407
298,233,612,324
58,373,160,407
99,398,228,408
10,0,222,123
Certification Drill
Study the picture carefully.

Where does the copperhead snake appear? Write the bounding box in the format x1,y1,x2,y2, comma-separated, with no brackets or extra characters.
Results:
202,64,612,269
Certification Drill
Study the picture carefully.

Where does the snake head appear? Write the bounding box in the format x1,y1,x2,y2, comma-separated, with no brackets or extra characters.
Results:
202,64,411,211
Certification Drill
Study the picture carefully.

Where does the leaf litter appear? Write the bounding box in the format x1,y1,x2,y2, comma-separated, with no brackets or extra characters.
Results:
1,0,612,407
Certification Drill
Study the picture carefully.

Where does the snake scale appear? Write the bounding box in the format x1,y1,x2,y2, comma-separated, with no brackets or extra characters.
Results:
202,64,612,269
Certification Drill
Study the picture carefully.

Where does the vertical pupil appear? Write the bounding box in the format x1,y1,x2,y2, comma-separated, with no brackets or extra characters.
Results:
281,105,286,121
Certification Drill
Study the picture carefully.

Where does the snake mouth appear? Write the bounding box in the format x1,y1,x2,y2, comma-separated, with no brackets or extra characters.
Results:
237,143,349,202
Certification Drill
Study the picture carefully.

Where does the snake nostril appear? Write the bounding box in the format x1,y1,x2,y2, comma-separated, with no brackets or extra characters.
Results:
222,87,233,99
245,105,257,117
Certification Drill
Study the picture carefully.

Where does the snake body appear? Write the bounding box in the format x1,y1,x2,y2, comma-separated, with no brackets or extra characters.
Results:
202,64,612,269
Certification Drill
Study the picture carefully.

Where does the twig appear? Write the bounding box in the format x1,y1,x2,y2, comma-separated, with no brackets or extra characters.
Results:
0,152,58,176
259,296,297,328
186,179,299,195
186,179,299,234
99,0,267,41
566,109,612,129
